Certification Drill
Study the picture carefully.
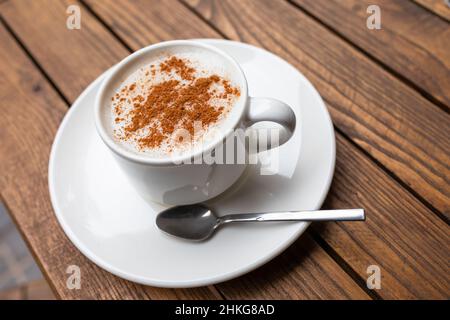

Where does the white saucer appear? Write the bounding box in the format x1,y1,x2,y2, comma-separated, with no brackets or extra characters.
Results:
49,40,335,288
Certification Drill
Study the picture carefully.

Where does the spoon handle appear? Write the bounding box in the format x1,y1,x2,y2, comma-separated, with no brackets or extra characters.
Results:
219,209,365,224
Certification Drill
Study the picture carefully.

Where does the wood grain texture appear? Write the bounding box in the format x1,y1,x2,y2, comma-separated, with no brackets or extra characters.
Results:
414,0,450,21
216,233,369,299
82,0,449,299
84,0,220,43
318,134,450,299
293,0,450,107
0,15,219,301
184,0,450,217
1,0,129,103
0,0,368,299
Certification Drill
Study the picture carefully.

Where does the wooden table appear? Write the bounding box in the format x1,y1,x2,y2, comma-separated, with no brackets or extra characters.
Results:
0,0,449,300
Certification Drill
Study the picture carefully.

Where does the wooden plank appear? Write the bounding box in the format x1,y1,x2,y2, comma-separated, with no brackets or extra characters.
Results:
0,0,368,299
83,1,448,298
320,134,450,299
293,0,450,108
216,233,369,299
0,21,218,300
85,0,219,43
1,0,129,103
181,0,450,299
183,0,450,217
84,0,219,48
414,0,450,21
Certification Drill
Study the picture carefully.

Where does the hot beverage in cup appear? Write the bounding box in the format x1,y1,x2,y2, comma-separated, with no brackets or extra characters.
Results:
107,49,242,159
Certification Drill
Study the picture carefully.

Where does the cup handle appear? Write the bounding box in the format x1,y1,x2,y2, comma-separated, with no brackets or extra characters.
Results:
244,97,296,150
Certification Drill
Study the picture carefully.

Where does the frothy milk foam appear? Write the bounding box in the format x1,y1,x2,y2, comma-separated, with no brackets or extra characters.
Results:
107,47,242,159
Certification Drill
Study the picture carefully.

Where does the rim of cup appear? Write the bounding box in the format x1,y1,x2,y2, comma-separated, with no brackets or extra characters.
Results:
94,40,248,166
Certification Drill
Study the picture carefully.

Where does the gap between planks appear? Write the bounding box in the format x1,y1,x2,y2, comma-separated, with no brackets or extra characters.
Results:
412,0,450,23
0,16,70,106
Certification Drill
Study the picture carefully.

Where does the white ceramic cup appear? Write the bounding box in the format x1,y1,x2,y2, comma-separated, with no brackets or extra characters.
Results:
95,40,297,205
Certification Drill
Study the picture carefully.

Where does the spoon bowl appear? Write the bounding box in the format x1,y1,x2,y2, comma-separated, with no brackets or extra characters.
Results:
156,204,220,241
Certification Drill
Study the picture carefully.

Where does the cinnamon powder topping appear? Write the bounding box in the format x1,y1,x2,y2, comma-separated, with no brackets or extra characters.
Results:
159,56,195,81
111,55,240,152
